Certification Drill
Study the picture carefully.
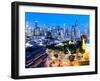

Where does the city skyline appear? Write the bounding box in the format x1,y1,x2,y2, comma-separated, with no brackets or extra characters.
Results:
25,12,90,68
25,12,90,33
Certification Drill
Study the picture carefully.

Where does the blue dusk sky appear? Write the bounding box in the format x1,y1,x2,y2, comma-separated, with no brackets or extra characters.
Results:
25,12,90,33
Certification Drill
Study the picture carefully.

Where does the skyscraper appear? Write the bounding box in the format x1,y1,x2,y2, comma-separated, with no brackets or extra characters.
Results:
74,21,80,40
44,24,49,36
33,21,41,36
83,25,88,36
71,20,80,41
83,25,89,43
25,22,32,37
71,25,76,40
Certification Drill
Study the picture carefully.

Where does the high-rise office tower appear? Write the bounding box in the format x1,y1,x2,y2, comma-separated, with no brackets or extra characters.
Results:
74,21,80,40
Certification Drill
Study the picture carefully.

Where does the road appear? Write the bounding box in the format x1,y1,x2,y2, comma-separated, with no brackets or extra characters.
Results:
25,44,48,68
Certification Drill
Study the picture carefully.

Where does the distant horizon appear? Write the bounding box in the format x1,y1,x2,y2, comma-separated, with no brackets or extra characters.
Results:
25,12,90,34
